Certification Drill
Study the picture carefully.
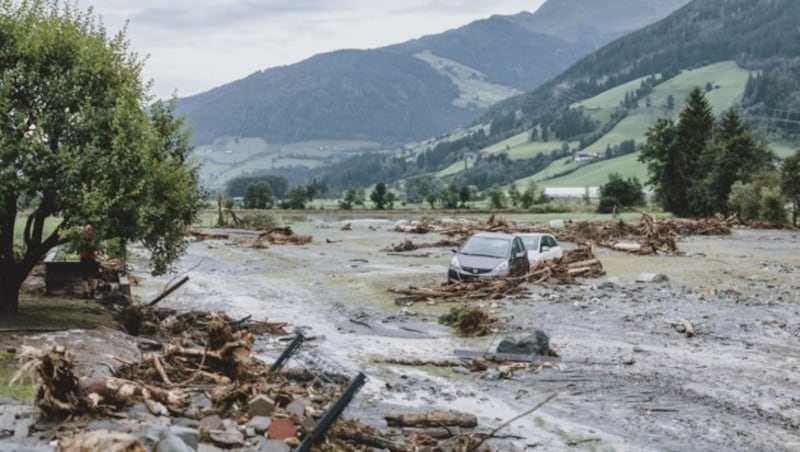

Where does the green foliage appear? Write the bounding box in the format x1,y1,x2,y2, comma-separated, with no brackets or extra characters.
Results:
520,180,540,209
280,186,311,209
728,169,785,222
227,175,288,199
243,181,273,209
338,188,359,210
597,173,645,213
780,150,800,225
237,213,277,230
487,185,507,209
507,183,521,207
0,1,203,314
439,182,460,209
728,182,760,220
759,187,787,222
370,183,392,210
438,305,492,337
640,90,771,217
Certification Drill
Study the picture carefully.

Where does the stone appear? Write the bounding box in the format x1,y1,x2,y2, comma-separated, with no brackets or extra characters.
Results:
247,416,272,434
636,272,669,283
59,430,146,452
199,414,224,431
496,330,550,356
285,399,307,418
247,395,276,418
260,439,291,452
482,369,501,381
210,430,245,448
154,433,194,452
168,426,199,449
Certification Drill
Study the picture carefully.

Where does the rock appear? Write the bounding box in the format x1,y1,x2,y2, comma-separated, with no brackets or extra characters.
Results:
483,369,501,381
246,416,272,434
496,330,550,356
260,439,291,452
168,426,199,449
197,445,225,452
285,399,307,418
199,414,224,431
154,433,193,452
247,395,276,418
636,273,669,283
59,430,146,452
210,430,245,448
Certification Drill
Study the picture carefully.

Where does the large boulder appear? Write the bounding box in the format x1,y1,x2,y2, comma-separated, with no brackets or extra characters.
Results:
496,330,550,355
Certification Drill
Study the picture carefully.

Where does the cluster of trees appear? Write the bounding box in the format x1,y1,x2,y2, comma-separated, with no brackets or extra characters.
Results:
597,174,645,213
639,87,800,223
603,140,637,160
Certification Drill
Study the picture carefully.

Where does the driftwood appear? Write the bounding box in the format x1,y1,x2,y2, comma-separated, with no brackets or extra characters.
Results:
252,226,312,247
385,411,478,428
188,228,230,240
384,238,463,252
389,276,526,302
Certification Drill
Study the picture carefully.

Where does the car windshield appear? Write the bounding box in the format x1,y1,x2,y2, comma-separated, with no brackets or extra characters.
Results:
520,235,540,251
459,236,511,259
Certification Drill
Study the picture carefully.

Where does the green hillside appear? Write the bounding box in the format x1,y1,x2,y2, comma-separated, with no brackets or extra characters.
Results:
583,61,750,152
509,61,752,188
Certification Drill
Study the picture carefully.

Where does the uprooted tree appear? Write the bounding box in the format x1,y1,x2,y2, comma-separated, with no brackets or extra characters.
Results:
0,1,204,315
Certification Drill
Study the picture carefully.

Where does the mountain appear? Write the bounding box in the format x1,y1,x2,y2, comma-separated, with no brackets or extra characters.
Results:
491,0,800,126
177,0,689,146
306,0,800,194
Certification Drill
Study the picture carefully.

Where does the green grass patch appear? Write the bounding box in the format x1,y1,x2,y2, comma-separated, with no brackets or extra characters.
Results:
0,360,36,403
0,294,117,332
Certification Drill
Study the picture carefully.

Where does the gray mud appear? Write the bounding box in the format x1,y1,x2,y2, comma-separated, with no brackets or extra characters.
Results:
126,216,800,451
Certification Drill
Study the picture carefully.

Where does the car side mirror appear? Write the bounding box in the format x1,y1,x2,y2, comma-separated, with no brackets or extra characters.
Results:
541,246,551,252
516,251,527,258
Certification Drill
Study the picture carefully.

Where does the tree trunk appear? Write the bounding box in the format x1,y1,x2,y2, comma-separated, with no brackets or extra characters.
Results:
0,267,21,316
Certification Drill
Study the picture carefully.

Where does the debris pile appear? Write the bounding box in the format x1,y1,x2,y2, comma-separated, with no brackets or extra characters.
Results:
394,214,533,237
252,226,312,248
529,246,606,284
384,238,463,252
389,276,528,303
547,213,731,255
438,305,495,336
187,228,230,241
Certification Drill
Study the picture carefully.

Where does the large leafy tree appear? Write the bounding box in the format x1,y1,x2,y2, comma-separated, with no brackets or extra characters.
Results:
0,1,203,315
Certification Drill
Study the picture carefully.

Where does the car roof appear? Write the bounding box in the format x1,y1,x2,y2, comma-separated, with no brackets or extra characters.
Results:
470,231,517,240
517,233,550,238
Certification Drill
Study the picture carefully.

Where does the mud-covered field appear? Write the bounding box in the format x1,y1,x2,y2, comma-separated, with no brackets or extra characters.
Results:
123,214,800,451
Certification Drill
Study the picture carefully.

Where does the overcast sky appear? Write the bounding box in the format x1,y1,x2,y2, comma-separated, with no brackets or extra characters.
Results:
77,0,546,99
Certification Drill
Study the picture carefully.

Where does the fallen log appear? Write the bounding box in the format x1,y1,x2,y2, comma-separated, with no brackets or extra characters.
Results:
331,428,407,452
188,229,229,240
385,411,478,428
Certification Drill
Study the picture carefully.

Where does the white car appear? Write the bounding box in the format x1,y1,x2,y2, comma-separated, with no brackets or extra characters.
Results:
518,233,563,263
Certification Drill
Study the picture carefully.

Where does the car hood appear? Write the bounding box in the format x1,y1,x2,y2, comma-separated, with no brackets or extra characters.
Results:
456,254,505,270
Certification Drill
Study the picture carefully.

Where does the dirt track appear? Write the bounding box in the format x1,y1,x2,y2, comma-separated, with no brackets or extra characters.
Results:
131,215,800,451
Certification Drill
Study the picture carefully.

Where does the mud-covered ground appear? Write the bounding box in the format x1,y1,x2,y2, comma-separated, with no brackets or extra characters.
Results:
116,214,798,451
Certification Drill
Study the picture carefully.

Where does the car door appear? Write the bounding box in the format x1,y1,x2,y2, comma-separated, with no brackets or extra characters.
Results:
510,237,529,276
543,235,563,260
